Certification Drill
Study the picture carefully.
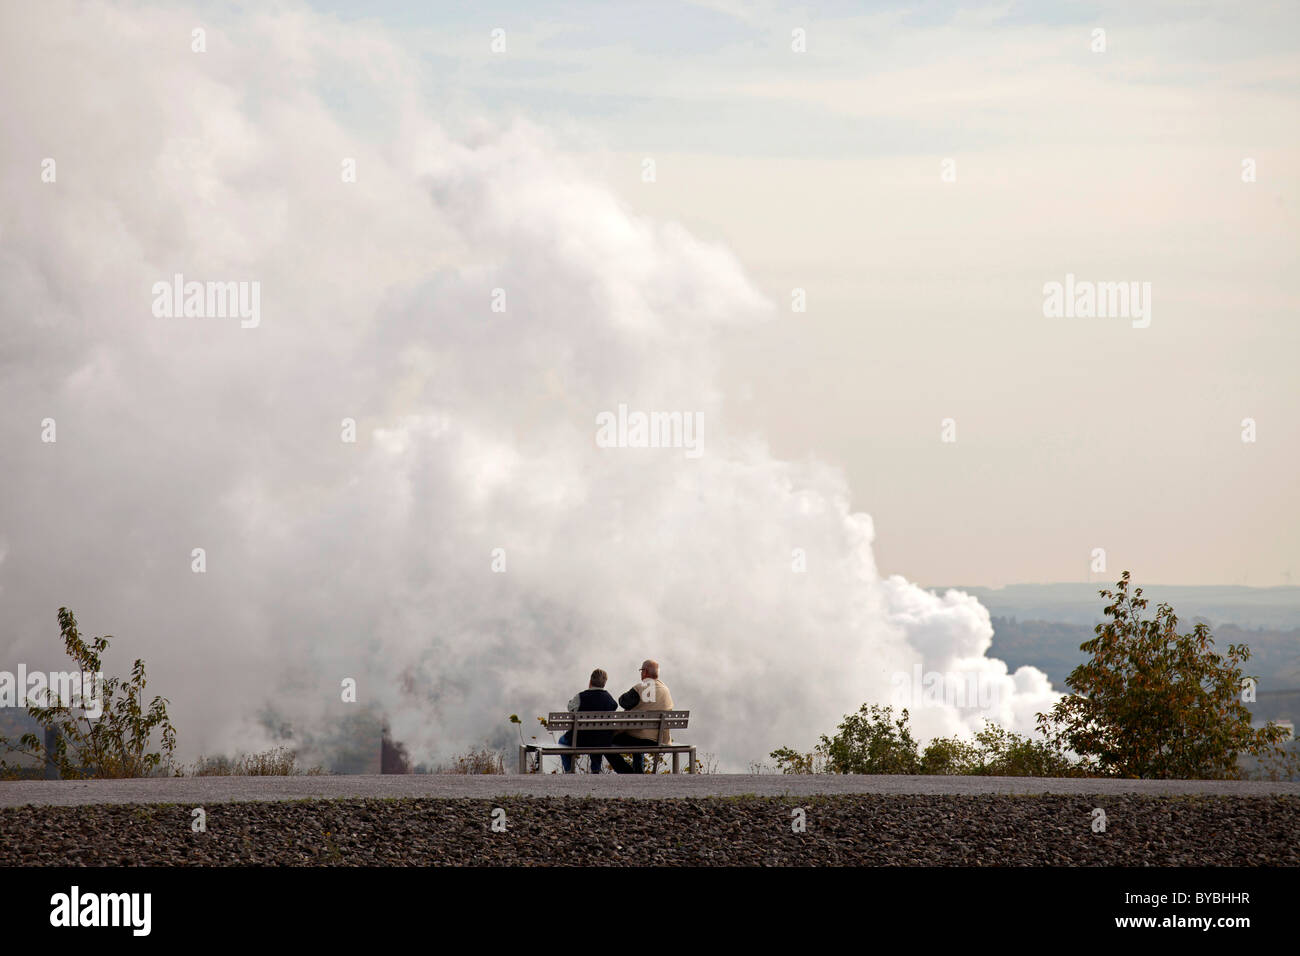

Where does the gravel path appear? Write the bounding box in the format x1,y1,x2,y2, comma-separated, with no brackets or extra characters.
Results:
4,773,1298,807
3,793,1296,866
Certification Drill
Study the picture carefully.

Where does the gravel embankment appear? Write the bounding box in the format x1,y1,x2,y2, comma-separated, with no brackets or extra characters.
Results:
3,794,1297,866
7,773,1297,806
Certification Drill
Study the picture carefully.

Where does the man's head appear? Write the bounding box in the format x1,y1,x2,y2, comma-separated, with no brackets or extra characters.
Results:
640,659,659,680
589,668,608,689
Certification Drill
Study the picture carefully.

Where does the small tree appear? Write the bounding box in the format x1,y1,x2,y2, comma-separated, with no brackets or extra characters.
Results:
769,745,824,774
919,734,980,775
966,722,1078,776
1036,572,1290,779
817,703,921,774
0,608,177,778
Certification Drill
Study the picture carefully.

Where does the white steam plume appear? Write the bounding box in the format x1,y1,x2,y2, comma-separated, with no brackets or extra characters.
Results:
0,1,1057,770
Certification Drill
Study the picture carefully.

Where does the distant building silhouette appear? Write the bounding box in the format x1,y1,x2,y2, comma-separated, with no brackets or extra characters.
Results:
44,727,60,779
381,721,411,774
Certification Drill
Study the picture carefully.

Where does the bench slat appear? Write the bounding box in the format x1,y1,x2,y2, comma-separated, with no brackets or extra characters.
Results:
545,710,689,731
546,710,689,718
530,745,694,754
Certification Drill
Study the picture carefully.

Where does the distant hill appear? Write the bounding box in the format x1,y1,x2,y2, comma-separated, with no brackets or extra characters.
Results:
981,601,1300,779
989,617,1300,690
936,583,1300,631
971,583,1300,743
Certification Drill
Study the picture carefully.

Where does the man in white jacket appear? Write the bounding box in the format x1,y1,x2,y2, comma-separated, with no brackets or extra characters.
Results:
606,659,674,774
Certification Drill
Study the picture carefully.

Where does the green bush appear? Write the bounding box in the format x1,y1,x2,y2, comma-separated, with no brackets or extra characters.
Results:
773,706,1076,777
771,573,1292,780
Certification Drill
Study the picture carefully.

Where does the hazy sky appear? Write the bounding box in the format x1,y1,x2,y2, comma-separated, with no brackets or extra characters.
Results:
292,0,1300,588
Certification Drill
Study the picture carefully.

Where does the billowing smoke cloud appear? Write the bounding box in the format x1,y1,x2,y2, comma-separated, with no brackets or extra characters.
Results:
0,1,1057,770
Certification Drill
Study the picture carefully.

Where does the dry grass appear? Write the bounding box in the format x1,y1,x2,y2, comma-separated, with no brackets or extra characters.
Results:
435,745,506,774
188,746,323,776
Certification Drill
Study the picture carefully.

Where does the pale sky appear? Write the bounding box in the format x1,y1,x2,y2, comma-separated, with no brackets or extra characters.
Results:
293,0,1300,587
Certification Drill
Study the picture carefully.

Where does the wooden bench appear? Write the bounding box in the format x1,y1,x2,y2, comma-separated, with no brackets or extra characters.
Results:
520,710,695,774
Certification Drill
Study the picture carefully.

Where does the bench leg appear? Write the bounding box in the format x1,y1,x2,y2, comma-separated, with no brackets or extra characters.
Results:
689,748,696,774
672,752,680,774
518,746,527,774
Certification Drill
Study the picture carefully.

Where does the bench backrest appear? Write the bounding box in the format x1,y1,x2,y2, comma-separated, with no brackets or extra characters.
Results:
546,710,690,735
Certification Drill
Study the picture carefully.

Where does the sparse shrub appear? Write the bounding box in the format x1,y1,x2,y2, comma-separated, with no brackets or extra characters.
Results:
920,723,1079,777
650,750,716,773
818,703,921,774
771,705,920,774
968,723,1080,776
775,707,1075,777
188,745,322,776
692,751,718,774
918,734,979,775
0,608,177,779
437,745,506,774
1243,738,1300,781
769,746,824,774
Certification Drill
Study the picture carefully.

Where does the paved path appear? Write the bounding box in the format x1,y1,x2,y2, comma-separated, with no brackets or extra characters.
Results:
3,774,1296,807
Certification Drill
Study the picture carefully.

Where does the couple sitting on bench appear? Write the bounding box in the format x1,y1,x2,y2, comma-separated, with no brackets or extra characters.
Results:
559,659,673,774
